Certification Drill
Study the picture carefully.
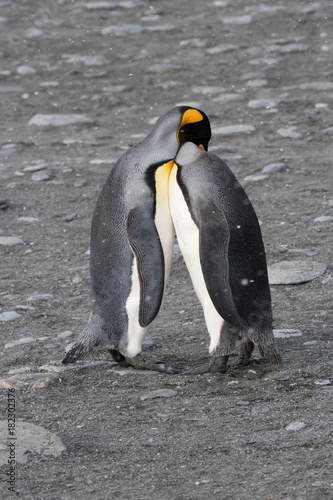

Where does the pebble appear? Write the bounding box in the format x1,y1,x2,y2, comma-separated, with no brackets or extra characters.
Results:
262,162,286,173
140,389,178,401
23,160,47,172
252,406,270,414
57,330,74,339
314,380,331,386
303,341,317,346
31,170,50,182
0,420,66,465
101,24,144,36
28,114,93,127
245,79,267,88
248,98,283,109
0,311,22,322
222,15,253,25
314,216,333,223
16,65,37,75
0,236,24,246
206,44,239,55
243,174,269,182
24,28,44,38
273,329,302,339
277,127,302,139
17,217,39,223
213,124,256,136
268,260,327,284
62,54,110,66
5,337,36,348
300,82,333,91
27,294,53,302
285,421,306,431
39,364,67,373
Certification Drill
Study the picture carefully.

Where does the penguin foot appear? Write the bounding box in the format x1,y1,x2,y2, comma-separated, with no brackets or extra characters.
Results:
228,340,255,367
183,355,229,375
109,350,180,374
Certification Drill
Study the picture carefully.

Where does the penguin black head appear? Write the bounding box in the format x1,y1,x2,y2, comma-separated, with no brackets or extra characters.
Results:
177,106,211,151
150,106,211,156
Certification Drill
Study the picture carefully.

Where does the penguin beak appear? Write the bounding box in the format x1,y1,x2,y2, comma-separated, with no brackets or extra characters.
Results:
199,144,205,150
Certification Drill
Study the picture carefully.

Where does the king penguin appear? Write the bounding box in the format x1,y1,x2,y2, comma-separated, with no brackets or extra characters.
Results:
62,107,211,372
169,141,281,373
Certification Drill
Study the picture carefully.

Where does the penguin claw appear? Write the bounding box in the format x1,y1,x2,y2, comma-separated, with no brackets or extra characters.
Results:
110,351,180,374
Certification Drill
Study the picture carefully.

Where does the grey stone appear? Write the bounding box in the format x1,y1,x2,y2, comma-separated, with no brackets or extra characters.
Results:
314,216,333,222
62,54,110,66
273,329,302,339
24,28,44,38
28,114,92,127
243,174,269,182
252,406,270,414
16,65,37,75
268,260,327,285
245,79,267,88
5,337,36,348
206,44,239,55
248,98,283,109
17,217,39,223
85,1,118,9
300,81,333,91
39,364,67,373
101,24,145,36
0,311,22,322
277,127,302,139
285,421,306,431
23,160,47,172
0,420,66,465
27,294,53,302
223,15,253,25
314,379,331,386
278,43,309,53
57,330,74,339
262,162,286,173
0,236,24,246
213,124,256,136
140,389,178,401
31,170,50,182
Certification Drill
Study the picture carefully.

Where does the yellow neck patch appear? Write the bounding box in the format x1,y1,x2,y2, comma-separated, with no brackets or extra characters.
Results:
177,109,203,143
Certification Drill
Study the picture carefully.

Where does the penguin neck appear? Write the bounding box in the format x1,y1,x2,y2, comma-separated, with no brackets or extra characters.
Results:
154,160,175,284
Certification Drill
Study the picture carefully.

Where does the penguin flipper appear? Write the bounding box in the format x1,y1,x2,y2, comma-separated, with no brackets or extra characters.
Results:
127,207,165,328
198,202,239,324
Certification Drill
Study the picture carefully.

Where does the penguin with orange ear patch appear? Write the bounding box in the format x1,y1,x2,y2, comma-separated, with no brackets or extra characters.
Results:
169,142,281,373
63,107,211,372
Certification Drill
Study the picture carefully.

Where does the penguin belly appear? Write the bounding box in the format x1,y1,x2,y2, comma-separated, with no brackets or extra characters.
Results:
125,161,175,358
169,166,224,353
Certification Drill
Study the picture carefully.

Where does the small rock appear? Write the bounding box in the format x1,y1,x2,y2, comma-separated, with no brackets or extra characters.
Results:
262,162,286,173
25,28,44,38
273,329,302,339
31,170,50,182
314,216,333,223
140,389,178,401
303,341,317,346
213,124,256,136
248,98,283,109
28,114,92,127
17,217,39,223
101,24,145,36
23,160,47,172
252,406,270,414
57,330,74,339
243,174,269,182
314,379,331,386
0,236,24,246
268,260,327,285
85,1,118,9
0,420,66,465
300,82,333,91
285,421,306,431
277,127,302,139
223,15,253,24
5,337,36,348
206,44,239,55
16,65,37,75
27,294,53,302
0,311,22,322
62,54,110,66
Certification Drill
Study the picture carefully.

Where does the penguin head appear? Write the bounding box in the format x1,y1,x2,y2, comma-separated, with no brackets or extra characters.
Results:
150,106,211,156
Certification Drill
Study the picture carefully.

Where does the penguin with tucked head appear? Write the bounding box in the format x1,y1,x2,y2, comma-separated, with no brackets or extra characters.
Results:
63,107,211,372
169,142,281,373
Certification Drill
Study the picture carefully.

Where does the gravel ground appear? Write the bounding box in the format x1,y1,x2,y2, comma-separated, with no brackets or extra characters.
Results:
0,0,332,499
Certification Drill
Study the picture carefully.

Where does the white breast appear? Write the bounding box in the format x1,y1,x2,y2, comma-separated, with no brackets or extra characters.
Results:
169,165,224,354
